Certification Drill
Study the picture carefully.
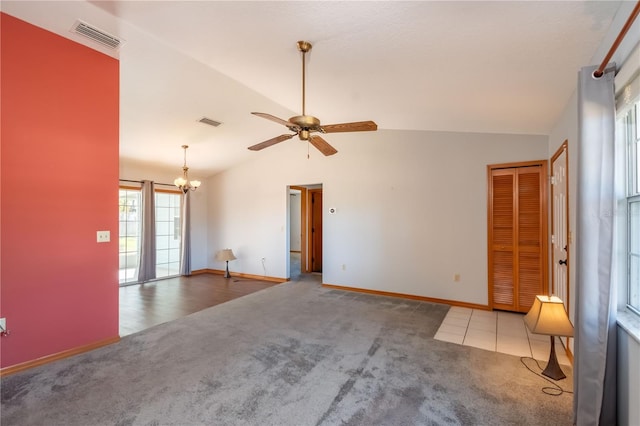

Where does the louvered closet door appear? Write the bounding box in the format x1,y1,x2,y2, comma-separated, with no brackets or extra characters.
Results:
489,163,547,313
490,170,516,308
516,167,544,312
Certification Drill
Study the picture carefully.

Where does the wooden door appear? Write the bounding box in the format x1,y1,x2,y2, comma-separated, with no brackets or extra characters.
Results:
551,142,569,307
488,161,548,313
310,189,323,272
489,169,516,309
551,142,570,349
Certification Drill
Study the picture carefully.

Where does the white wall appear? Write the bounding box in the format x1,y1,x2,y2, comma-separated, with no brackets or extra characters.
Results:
119,158,209,271
206,129,547,305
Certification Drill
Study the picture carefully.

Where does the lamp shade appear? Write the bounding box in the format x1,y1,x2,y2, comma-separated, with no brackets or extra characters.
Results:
216,249,237,262
524,295,574,337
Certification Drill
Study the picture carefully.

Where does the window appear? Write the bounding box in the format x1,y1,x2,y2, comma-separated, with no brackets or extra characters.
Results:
617,74,640,314
118,186,182,284
630,197,639,311
119,188,141,284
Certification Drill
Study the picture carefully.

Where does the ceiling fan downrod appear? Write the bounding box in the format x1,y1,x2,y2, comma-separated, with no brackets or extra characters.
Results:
297,40,312,117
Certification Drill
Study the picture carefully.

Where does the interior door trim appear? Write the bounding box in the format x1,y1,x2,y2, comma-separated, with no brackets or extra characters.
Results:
290,186,308,273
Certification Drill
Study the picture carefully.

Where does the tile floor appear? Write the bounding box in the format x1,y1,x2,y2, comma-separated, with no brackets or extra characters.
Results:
434,306,571,366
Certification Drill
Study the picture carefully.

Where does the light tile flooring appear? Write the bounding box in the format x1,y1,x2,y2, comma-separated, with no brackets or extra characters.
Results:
435,306,571,366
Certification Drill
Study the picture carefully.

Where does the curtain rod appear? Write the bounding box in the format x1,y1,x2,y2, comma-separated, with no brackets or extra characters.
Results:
593,0,640,78
119,179,175,187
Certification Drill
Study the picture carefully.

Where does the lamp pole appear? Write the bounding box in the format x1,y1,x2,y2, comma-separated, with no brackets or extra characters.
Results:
224,260,231,278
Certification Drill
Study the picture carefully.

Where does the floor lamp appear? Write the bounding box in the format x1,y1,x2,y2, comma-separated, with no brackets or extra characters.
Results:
216,249,237,278
524,295,574,380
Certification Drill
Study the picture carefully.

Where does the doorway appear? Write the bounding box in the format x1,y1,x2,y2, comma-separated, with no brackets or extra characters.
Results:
288,184,323,278
289,189,303,279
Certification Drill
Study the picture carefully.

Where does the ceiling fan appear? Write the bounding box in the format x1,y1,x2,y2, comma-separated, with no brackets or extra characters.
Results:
249,41,377,156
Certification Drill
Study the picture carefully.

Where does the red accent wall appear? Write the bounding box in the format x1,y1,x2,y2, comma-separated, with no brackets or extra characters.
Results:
0,13,119,368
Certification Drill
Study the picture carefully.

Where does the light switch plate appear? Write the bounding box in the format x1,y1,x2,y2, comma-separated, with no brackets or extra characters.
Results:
97,230,110,243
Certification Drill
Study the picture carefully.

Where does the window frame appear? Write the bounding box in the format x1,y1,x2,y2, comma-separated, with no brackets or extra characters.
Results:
617,76,640,316
628,194,640,314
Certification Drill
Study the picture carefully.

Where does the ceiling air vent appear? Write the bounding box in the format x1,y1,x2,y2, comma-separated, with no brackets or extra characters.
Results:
71,20,122,50
198,117,222,127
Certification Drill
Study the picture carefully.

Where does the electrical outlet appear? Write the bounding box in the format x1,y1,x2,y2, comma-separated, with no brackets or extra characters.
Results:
97,230,110,243
0,318,6,332
342,264,346,271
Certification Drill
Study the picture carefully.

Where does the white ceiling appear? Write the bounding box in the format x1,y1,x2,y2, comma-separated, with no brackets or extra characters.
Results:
2,1,624,178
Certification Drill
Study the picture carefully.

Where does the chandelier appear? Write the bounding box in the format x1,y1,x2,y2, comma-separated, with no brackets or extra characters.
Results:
174,145,201,193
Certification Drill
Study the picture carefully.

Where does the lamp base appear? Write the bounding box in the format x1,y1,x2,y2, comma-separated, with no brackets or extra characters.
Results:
541,335,566,381
224,261,231,279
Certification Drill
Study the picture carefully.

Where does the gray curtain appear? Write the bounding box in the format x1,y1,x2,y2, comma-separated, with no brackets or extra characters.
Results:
137,180,156,282
574,64,617,426
179,191,191,276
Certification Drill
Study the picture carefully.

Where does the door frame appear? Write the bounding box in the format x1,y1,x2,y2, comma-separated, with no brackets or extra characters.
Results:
290,186,308,273
288,184,323,274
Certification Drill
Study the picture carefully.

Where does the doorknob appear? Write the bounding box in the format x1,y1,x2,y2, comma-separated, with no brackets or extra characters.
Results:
559,259,567,265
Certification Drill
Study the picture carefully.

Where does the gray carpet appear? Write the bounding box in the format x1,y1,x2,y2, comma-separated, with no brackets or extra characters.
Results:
1,276,573,425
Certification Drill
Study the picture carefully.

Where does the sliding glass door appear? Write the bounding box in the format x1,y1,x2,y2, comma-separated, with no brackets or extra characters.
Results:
118,187,182,284
119,189,141,284
155,191,181,279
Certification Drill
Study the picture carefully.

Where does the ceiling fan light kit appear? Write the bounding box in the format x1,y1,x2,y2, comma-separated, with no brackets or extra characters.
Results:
249,41,377,156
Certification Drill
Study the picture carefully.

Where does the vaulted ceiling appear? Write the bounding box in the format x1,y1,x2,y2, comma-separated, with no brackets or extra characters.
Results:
2,1,624,177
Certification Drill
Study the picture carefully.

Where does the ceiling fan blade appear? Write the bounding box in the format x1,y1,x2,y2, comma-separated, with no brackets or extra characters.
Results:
321,121,377,133
248,134,295,151
251,112,298,129
309,135,338,156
